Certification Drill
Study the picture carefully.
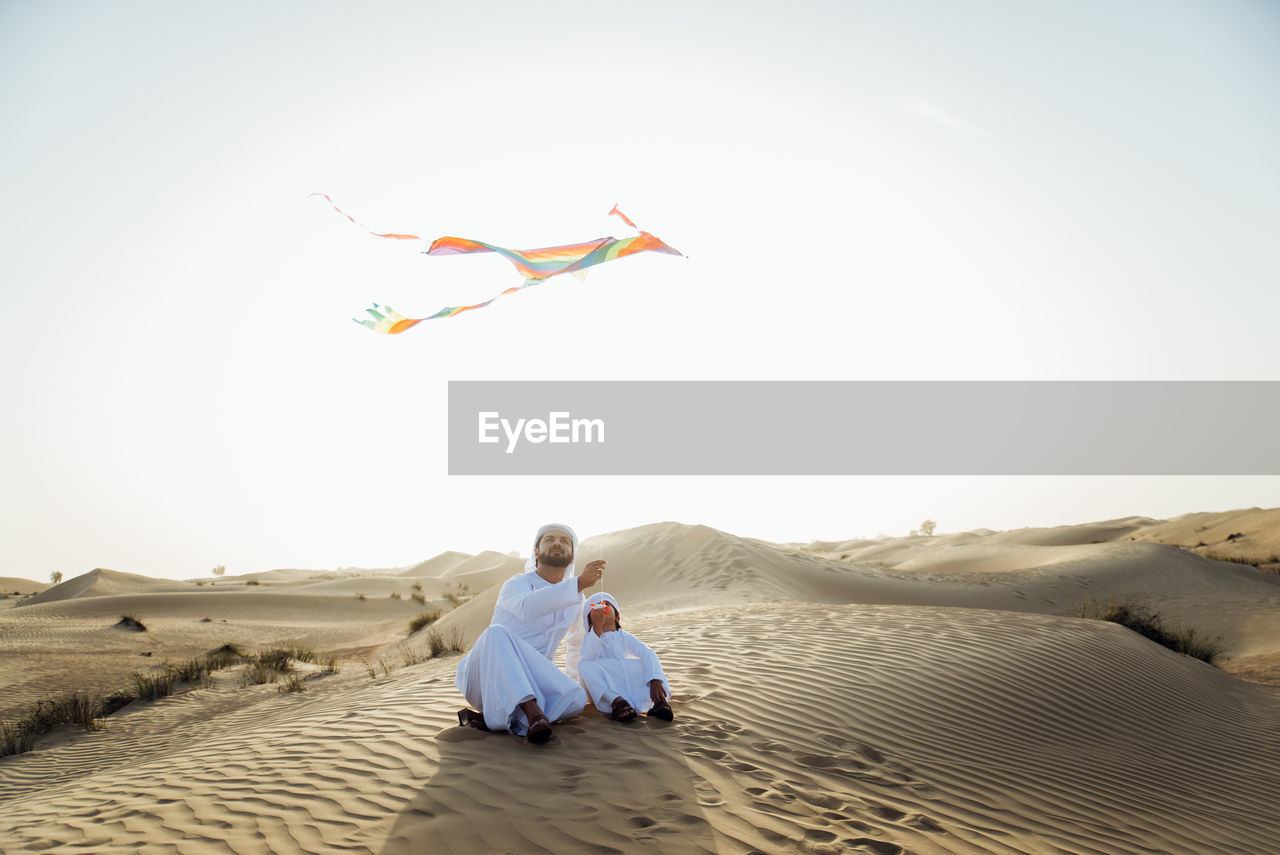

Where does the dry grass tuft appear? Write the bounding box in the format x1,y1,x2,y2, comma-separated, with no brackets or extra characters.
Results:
425,625,467,658
408,610,442,635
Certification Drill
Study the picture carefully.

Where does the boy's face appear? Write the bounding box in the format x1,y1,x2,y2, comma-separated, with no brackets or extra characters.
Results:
589,602,617,635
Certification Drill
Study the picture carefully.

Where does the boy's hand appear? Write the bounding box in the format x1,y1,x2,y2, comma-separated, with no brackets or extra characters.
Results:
588,603,617,636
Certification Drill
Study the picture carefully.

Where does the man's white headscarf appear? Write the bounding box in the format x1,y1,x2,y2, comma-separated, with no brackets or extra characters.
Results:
525,523,579,577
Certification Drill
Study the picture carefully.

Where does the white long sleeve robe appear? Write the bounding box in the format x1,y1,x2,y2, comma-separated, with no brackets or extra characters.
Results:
577,628,671,715
454,571,587,734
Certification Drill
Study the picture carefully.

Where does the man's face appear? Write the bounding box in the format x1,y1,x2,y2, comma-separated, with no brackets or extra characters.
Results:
537,529,574,568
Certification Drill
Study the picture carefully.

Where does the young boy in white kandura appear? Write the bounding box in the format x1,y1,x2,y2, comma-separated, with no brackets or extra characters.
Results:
571,592,673,723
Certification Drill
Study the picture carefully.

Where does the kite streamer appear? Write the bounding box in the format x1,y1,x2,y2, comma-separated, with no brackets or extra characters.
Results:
314,196,682,333
308,193,423,240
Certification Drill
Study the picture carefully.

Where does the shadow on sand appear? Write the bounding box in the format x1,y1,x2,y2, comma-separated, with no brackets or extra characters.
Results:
378,706,724,855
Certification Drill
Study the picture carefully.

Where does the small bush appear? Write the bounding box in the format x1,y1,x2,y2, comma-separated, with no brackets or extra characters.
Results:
255,649,294,673
425,625,466,658
356,593,367,601
205,643,245,669
245,580,261,586
241,661,279,687
133,669,176,700
398,642,424,667
278,675,306,694
412,582,423,592
408,610,442,635
281,645,317,664
117,614,147,631
410,592,427,604
1077,600,1225,664
168,657,211,684
1,721,37,756
442,591,464,607
390,592,402,600
99,690,134,717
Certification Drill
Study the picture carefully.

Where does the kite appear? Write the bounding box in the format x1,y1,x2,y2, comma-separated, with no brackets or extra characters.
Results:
311,195,683,334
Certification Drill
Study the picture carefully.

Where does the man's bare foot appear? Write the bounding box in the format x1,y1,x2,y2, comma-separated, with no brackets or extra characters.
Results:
519,699,553,744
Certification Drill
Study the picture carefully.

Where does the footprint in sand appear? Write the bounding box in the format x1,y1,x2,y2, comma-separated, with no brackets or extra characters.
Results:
842,838,903,855
866,802,906,822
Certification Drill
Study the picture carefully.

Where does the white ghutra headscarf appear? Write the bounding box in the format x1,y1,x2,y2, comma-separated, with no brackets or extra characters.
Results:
524,523,579,577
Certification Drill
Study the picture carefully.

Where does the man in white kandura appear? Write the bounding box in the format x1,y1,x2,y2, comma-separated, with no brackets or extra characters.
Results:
454,523,605,744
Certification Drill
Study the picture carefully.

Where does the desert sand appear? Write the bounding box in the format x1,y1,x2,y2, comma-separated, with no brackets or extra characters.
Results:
1,510,1278,854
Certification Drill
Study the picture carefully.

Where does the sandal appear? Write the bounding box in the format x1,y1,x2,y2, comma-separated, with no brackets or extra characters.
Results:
526,714,553,744
457,708,490,731
611,697,638,723
648,699,674,722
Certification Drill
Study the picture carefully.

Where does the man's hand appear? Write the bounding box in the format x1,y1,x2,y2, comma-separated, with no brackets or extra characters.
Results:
577,559,605,592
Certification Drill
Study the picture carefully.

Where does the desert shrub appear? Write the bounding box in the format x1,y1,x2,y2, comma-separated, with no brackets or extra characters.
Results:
278,675,306,694
0,721,37,756
117,614,147,631
398,642,424,666
442,591,464,607
356,593,367,601
412,582,423,592
245,580,261,586
241,660,279,687
1077,600,1225,664
98,690,135,717
410,592,427,604
167,657,210,684
254,649,294,673
205,643,245,669
281,645,316,664
425,625,466,658
133,669,176,700
408,610,442,635
390,591,402,600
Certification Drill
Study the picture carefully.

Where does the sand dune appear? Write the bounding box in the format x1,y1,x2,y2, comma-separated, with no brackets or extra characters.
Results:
0,577,47,596
23,568,187,606
2,509,1279,854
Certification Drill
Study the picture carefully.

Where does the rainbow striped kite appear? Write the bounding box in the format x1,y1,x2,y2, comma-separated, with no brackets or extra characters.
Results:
311,195,683,334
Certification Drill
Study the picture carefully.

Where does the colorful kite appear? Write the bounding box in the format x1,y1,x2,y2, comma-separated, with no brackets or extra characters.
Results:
311,195,683,334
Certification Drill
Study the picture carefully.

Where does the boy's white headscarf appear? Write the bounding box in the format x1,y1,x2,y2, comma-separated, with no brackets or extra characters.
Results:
581,591,620,630
525,523,579,577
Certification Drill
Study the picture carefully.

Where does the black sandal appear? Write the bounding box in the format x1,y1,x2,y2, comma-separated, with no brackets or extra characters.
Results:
648,699,674,721
611,697,638,722
457,708,490,731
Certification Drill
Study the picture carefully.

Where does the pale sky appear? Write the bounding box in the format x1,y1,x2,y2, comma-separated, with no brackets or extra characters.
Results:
2,1,1278,581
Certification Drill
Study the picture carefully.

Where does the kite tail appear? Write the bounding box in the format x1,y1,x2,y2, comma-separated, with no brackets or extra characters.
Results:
608,204,639,229
356,280,543,334
310,193,423,241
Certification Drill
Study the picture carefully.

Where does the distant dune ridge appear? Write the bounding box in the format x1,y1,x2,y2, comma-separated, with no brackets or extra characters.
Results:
2,509,1278,854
